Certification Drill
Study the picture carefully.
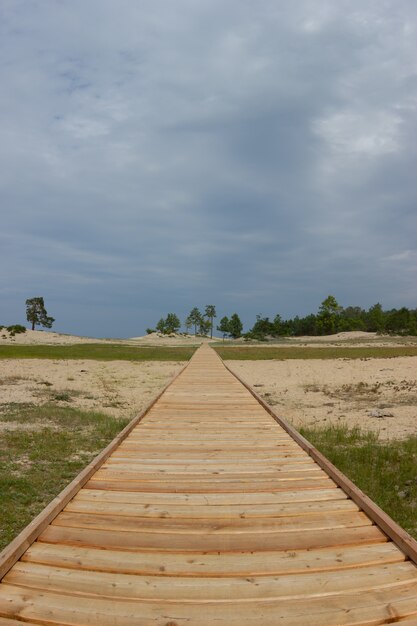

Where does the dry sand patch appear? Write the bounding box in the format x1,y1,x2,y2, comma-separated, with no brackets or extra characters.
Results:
226,357,417,440
0,359,183,419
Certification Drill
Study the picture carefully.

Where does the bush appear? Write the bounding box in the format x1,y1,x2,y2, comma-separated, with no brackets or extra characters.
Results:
6,325,26,337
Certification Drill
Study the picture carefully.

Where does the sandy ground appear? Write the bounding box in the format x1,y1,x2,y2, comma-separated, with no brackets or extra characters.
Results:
226,357,417,440
0,329,112,345
1,330,416,439
0,329,217,346
0,360,183,422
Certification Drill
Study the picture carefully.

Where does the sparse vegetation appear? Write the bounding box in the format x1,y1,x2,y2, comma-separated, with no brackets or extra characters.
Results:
0,375,24,386
215,346,417,360
0,344,196,361
0,402,129,550
0,325,27,338
303,379,417,409
300,424,417,539
50,391,78,402
6,325,26,337
304,381,382,399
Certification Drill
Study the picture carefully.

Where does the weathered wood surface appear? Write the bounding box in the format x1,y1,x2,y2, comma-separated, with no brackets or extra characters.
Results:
0,344,416,624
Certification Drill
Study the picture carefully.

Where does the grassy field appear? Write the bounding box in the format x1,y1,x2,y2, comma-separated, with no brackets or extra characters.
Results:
0,344,196,361
215,345,417,360
300,424,417,540
0,403,129,551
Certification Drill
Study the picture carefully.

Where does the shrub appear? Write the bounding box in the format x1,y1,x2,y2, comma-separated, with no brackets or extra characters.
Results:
7,325,27,337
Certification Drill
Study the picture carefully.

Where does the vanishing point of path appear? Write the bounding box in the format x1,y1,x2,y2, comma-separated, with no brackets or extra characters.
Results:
0,345,417,624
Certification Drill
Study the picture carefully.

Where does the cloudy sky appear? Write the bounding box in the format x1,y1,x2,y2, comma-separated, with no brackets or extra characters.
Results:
1,0,416,337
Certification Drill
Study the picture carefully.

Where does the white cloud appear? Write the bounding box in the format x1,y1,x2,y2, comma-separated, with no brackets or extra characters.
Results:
384,250,417,264
313,110,402,156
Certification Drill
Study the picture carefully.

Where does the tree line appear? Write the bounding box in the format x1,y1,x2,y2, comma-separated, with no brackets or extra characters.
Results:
149,296,417,339
148,306,244,339
7,295,416,340
247,296,417,339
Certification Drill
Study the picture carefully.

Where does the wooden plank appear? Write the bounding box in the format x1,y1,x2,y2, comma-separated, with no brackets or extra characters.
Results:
39,524,386,552
75,487,348,505
92,467,324,481
85,477,335,492
223,358,417,565
0,582,417,625
111,451,304,460
105,456,313,465
115,440,296,454
50,510,371,533
23,541,404,577
65,497,358,519
5,561,417,601
0,360,189,581
99,459,320,470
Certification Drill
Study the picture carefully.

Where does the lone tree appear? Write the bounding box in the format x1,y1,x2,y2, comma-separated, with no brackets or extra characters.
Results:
204,304,217,338
316,295,342,335
155,318,166,334
185,315,193,335
187,307,202,336
164,313,181,334
26,297,55,331
217,316,230,340
198,316,211,336
229,313,243,339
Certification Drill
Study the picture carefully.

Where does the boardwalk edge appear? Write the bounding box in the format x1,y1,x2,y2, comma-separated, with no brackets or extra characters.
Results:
0,356,191,581
221,355,417,566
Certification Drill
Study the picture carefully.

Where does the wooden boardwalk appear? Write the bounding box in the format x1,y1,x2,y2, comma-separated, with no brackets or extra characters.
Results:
0,345,417,624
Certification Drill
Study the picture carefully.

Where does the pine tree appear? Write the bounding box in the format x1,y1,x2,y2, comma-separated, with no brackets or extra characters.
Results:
188,307,202,335
204,305,217,338
229,313,243,339
165,313,181,334
217,316,230,340
316,295,342,335
155,318,166,334
25,297,54,331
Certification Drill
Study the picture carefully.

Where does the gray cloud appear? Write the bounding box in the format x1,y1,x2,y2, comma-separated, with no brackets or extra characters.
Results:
1,0,416,336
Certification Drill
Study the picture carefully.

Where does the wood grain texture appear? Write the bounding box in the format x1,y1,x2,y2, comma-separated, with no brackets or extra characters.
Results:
0,344,416,625
223,356,417,565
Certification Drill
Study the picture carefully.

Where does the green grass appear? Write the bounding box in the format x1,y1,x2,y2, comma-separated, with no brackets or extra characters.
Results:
215,346,417,360
0,344,196,361
300,424,417,539
0,404,129,551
